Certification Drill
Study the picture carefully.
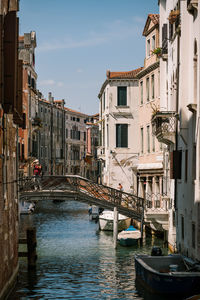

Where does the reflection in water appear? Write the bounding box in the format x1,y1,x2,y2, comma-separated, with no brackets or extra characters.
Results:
9,200,168,299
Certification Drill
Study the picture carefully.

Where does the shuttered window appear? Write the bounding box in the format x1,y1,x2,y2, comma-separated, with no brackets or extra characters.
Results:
162,24,168,54
170,150,182,179
116,124,128,148
140,81,143,104
4,11,18,113
146,77,149,101
151,74,154,99
117,87,127,106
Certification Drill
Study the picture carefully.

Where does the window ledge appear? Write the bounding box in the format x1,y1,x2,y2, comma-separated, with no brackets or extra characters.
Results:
116,105,130,109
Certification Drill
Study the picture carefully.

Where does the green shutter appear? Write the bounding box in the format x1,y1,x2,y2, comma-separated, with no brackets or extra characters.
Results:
118,87,127,106
116,124,128,147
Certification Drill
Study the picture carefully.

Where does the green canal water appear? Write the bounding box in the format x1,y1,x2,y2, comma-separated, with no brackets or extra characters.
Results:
9,200,176,300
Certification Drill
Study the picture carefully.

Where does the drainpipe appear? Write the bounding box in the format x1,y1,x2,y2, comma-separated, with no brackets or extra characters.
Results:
174,0,181,211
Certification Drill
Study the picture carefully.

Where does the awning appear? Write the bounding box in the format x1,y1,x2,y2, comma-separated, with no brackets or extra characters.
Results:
137,163,163,170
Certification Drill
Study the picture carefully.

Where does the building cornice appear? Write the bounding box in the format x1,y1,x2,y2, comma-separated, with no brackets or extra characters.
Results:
136,61,159,79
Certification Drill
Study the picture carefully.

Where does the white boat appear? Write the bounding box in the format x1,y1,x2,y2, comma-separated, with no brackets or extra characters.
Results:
118,225,141,246
19,201,35,214
88,205,99,220
99,210,131,231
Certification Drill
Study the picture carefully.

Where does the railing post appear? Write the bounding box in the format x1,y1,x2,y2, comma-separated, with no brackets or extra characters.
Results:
140,197,145,245
113,207,118,249
27,227,37,269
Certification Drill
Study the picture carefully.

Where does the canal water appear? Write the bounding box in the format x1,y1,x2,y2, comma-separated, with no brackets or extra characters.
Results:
9,200,172,300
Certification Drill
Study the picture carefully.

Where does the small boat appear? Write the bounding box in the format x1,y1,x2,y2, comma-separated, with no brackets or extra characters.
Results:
88,205,99,220
99,210,131,231
135,254,200,297
118,225,141,246
19,201,35,214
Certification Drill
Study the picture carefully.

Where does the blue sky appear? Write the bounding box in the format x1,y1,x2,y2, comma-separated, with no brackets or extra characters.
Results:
19,0,158,115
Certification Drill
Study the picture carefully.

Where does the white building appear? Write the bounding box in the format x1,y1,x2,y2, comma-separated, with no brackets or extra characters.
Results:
98,68,142,193
155,0,200,258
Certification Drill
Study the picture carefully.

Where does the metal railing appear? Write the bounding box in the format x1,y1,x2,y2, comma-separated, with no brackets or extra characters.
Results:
19,175,145,221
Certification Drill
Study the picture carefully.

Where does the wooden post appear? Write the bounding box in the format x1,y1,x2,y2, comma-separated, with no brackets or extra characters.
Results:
113,207,118,249
27,227,37,268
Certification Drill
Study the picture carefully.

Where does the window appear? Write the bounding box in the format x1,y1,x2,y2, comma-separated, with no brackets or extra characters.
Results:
141,127,144,154
140,81,143,105
116,124,128,148
103,92,105,111
117,87,127,106
84,132,86,141
146,77,150,101
152,128,155,152
66,128,68,138
181,216,184,240
147,125,150,153
192,223,196,248
185,149,188,182
147,39,150,57
107,124,109,148
152,35,155,51
151,74,155,99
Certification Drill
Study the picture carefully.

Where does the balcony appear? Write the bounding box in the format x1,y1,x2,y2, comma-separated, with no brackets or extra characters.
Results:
187,0,198,14
32,116,42,128
97,146,105,158
152,111,177,145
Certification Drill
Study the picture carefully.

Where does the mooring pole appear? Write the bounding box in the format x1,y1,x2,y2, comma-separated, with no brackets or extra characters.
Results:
113,207,118,249
27,227,37,269
140,198,145,246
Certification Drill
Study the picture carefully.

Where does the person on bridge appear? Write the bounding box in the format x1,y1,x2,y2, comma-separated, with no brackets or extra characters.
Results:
118,183,124,192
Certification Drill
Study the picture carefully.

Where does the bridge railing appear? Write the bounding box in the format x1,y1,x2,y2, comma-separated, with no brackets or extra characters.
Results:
19,175,144,217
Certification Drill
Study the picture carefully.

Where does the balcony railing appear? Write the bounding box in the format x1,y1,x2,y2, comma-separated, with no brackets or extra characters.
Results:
151,111,177,145
187,0,198,14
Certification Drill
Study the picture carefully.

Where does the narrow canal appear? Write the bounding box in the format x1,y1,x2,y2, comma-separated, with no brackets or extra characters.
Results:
9,200,170,300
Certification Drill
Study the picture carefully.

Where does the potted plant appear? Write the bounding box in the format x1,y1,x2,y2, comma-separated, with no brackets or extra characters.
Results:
151,47,162,57
168,10,180,24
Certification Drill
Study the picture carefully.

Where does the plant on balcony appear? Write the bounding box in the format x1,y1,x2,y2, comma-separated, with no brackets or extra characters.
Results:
150,103,160,118
151,47,162,57
32,116,42,127
168,10,180,24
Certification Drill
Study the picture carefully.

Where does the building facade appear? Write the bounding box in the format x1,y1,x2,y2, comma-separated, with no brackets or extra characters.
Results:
38,93,94,178
0,0,23,298
85,114,99,181
98,68,142,193
154,0,200,258
18,31,39,177
137,15,169,235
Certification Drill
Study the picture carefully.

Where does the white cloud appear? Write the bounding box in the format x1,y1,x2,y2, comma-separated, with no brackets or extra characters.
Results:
39,79,55,86
39,79,64,87
77,69,83,73
57,82,64,87
37,19,142,52
133,16,146,24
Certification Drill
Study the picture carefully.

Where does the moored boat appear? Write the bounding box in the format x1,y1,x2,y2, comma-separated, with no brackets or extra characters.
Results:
118,225,141,246
135,254,200,297
88,205,99,220
99,210,131,231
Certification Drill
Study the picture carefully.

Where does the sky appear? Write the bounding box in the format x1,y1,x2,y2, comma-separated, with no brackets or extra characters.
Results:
18,0,159,115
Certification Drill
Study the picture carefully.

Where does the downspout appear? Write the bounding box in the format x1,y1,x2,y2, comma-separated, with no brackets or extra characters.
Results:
174,0,181,211
50,104,53,175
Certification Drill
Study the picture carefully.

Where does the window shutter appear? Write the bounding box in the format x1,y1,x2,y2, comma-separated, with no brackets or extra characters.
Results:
162,24,168,54
0,16,3,104
170,150,182,179
14,59,23,126
121,124,128,147
118,87,127,106
3,11,18,113
116,124,128,147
